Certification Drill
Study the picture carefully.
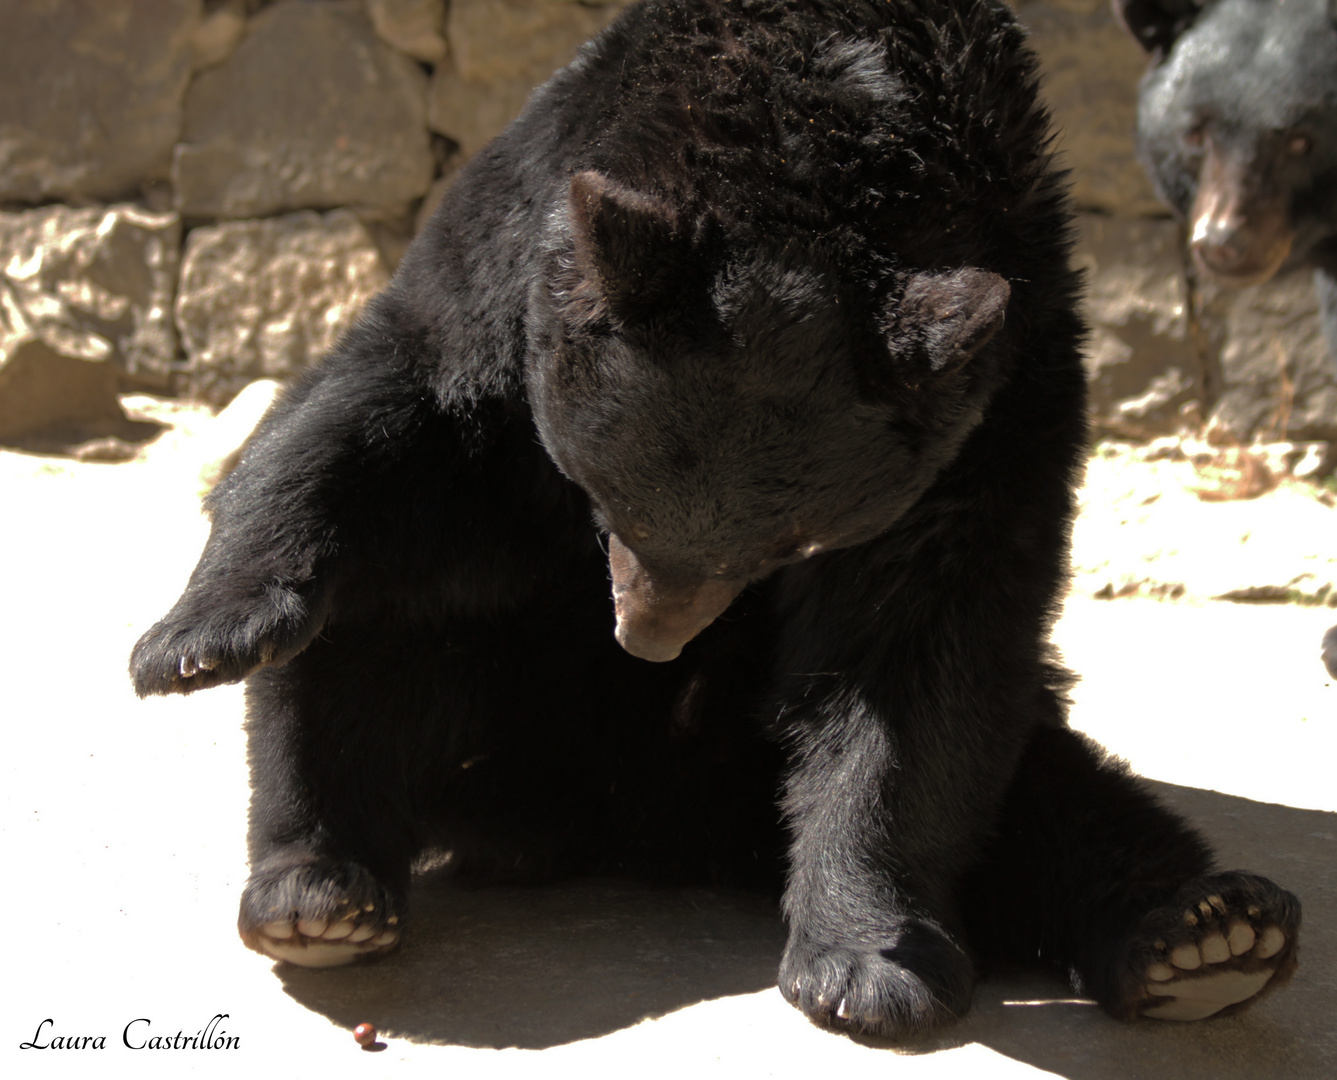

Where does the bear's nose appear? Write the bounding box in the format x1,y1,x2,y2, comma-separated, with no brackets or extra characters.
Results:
1187,155,1293,285
607,535,743,662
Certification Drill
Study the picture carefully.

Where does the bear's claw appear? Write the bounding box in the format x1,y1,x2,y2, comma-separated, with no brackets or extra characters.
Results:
130,583,327,696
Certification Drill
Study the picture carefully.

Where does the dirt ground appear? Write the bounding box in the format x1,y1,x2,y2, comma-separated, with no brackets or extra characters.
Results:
2,390,1333,1079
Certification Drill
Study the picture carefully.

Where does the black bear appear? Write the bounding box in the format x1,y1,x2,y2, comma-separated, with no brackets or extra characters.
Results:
132,0,1299,1037
1113,0,1337,676
1115,0,1337,335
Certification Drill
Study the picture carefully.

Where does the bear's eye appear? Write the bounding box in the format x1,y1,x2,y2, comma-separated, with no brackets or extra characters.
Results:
1287,134,1312,157
1182,124,1206,151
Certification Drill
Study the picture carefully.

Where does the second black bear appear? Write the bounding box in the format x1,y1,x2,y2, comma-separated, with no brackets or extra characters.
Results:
1115,0,1337,332
132,0,1300,1037
1114,0,1337,674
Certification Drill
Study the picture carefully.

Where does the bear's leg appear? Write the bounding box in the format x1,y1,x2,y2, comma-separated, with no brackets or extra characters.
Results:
236,661,418,968
962,725,1301,1022
130,387,343,695
129,317,449,699
773,574,1083,1038
777,684,987,1039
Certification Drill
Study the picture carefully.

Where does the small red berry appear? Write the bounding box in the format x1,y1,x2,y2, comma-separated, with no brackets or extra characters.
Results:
353,1022,377,1047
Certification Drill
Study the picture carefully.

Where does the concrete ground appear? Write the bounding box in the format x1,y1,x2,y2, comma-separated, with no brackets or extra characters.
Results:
3,396,1333,1079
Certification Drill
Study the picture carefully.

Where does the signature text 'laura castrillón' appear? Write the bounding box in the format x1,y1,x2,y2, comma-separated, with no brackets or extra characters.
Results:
19,1015,239,1050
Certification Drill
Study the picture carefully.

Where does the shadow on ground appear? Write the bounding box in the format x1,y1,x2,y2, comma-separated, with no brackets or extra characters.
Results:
278,878,786,1049
937,783,1336,1078
278,782,1335,1076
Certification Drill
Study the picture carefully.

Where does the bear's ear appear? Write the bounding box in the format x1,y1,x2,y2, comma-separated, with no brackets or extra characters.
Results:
879,268,1010,389
566,170,692,322
1111,0,1203,58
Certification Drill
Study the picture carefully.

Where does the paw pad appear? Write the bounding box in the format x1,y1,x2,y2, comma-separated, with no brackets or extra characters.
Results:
1132,873,1299,1022
250,911,400,968
239,861,404,970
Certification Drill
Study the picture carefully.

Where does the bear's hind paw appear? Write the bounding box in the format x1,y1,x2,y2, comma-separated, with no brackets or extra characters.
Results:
247,913,401,969
1124,871,1300,1021
239,859,403,969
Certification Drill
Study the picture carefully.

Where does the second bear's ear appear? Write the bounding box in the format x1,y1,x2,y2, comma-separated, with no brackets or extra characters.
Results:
879,268,1010,389
566,170,691,322
1111,0,1203,58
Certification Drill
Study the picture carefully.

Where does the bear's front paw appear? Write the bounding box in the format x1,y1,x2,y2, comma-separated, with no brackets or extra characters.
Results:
130,582,327,696
239,859,404,969
1121,871,1300,1021
779,921,974,1039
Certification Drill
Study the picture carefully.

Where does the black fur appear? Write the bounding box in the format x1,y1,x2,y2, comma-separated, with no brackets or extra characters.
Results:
132,0,1298,1037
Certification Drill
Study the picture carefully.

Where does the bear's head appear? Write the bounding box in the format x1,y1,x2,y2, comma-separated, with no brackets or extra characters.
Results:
1116,0,1337,283
528,171,1012,662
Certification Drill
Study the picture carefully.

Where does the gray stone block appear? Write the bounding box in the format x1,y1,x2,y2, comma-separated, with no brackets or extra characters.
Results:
0,200,181,406
1016,1,1163,217
1076,214,1200,437
1200,270,1337,443
174,210,389,404
0,0,200,204
173,0,435,219
368,0,448,63
428,0,627,157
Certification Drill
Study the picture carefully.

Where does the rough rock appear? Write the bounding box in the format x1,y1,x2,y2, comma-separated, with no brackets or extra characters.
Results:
1198,271,1337,444
0,0,200,204
1015,0,1163,217
190,0,248,71
368,0,448,63
174,210,389,404
173,0,435,219
0,204,182,443
0,342,128,446
428,0,627,158
0,204,182,380
1076,214,1202,438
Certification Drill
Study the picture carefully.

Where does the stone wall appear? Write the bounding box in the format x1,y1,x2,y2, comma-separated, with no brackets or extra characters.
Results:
2,0,1333,449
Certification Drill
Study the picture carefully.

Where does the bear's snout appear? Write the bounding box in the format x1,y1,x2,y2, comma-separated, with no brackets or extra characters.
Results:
607,535,743,662
1189,148,1294,286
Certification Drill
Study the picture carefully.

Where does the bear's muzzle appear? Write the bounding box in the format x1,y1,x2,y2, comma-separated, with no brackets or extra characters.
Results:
607,535,743,662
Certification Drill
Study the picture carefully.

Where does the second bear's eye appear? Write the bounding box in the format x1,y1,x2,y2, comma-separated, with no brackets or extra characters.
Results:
1287,134,1312,157
1183,124,1206,150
